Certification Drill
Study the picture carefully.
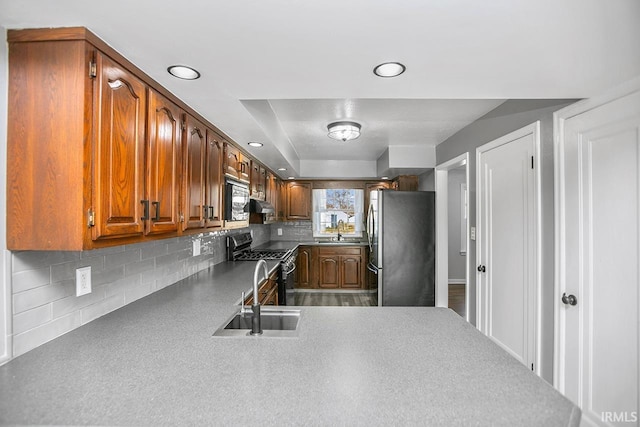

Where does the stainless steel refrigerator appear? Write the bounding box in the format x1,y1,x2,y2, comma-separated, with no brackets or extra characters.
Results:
367,190,435,306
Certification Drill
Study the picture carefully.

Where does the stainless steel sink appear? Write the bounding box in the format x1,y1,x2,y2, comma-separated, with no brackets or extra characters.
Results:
212,307,301,338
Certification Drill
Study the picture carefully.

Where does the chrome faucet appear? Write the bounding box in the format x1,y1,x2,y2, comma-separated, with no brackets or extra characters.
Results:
337,219,345,241
251,259,269,335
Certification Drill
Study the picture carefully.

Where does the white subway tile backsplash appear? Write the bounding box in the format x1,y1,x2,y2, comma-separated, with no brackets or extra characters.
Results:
50,255,104,283
13,312,81,357
124,282,153,305
9,225,271,359
124,258,155,276
52,288,106,318
12,267,51,293
91,266,125,287
104,248,141,270
13,280,75,314
13,304,52,335
80,293,125,325
12,251,79,274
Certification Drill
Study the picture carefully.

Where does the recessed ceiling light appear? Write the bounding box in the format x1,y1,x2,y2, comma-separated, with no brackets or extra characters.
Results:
278,168,287,171
373,62,406,78
288,177,295,180
167,65,201,80
248,142,263,148
381,176,389,180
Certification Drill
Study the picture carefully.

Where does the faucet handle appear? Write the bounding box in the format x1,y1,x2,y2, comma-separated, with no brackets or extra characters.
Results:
240,291,247,315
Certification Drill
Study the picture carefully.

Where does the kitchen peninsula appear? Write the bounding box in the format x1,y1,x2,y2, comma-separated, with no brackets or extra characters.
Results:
0,249,579,426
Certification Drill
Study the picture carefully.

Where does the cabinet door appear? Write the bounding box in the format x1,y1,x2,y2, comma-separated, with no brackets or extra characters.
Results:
205,130,223,228
250,161,261,198
295,246,313,288
224,142,240,179
277,179,286,221
183,115,206,230
146,89,182,235
318,255,340,289
341,256,362,289
287,181,312,220
93,53,146,240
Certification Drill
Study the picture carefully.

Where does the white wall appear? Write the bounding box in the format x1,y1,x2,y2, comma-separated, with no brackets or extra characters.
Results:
0,26,10,364
436,99,577,383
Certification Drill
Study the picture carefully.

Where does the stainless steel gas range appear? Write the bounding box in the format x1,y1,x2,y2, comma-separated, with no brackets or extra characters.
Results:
227,233,297,305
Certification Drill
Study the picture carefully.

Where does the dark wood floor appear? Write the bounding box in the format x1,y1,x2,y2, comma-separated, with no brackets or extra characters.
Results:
293,285,466,316
448,284,466,318
294,292,377,306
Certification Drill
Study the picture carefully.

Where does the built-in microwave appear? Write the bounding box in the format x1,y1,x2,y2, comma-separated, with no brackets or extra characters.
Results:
224,179,250,228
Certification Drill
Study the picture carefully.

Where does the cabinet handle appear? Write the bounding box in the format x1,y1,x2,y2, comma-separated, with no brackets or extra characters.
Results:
152,201,160,221
141,200,150,221
203,205,208,220
209,206,214,220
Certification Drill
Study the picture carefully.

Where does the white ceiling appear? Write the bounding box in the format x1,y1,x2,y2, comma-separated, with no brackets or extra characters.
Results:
1,0,639,178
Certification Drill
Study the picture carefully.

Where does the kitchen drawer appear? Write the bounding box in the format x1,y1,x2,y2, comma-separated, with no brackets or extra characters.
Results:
317,246,362,256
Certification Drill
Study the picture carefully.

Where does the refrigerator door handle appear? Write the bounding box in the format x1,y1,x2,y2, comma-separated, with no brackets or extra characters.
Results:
367,203,374,251
367,261,379,274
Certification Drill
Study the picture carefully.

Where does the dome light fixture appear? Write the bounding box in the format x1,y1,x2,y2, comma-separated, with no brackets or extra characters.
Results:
167,65,201,80
248,141,263,147
373,62,406,78
327,121,361,142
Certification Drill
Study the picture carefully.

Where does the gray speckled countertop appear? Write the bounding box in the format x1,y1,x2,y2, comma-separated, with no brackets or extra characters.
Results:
0,252,580,426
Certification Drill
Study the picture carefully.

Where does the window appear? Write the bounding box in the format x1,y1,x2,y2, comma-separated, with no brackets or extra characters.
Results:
312,189,364,238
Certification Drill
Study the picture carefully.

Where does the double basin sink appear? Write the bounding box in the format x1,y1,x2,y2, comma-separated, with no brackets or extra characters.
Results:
213,307,301,338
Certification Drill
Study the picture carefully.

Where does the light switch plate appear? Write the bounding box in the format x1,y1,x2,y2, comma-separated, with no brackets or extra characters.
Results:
277,228,283,236
193,238,201,256
76,266,92,297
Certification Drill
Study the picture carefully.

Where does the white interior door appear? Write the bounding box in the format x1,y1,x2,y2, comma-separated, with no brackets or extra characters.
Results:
554,78,640,427
477,122,540,373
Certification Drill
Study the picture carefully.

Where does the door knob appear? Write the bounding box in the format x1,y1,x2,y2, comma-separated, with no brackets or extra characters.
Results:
477,265,486,273
561,293,577,306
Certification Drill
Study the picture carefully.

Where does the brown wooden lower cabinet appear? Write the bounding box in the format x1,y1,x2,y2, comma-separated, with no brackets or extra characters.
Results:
296,245,366,290
244,269,279,306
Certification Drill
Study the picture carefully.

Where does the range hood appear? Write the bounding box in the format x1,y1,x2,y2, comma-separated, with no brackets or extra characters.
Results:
247,198,275,214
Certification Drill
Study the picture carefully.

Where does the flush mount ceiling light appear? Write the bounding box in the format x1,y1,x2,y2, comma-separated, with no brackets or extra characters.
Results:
373,62,406,78
327,121,361,142
167,65,201,80
248,142,263,147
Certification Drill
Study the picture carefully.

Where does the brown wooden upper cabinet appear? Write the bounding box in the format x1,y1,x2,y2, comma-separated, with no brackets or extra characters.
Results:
250,161,267,201
286,181,312,220
223,143,250,183
146,89,183,236
204,130,224,229
6,29,164,250
93,52,147,241
183,114,207,231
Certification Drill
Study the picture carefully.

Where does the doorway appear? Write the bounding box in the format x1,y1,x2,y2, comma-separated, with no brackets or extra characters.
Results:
554,78,640,426
476,122,541,374
435,153,470,321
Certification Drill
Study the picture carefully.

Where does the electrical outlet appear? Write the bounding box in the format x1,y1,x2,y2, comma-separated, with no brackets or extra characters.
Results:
193,238,201,256
76,266,92,297
470,227,476,241
277,228,283,236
